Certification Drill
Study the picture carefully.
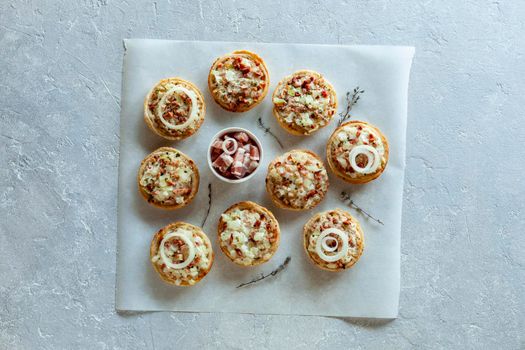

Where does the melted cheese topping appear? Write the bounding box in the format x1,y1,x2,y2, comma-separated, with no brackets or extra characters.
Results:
273,72,335,134
219,207,277,265
330,124,386,178
267,151,328,209
147,80,202,136
139,150,195,205
210,54,267,110
305,210,361,269
151,227,211,286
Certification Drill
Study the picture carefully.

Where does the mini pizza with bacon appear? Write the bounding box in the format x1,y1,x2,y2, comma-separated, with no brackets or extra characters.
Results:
217,201,280,266
137,147,199,209
210,130,260,180
150,222,214,286
326,120,389,184
266,149,329,210
144,77,206,140
272,70,337,135
208,50,269,112
303,209,364,271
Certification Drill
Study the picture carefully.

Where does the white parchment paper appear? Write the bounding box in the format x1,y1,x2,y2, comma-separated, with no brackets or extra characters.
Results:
116,39,414,318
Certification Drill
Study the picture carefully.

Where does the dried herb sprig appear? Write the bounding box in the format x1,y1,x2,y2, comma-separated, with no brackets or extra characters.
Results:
201,183,212,227
340,191,384,225
257,117,284,150
338,87,365,126
236,256,291,288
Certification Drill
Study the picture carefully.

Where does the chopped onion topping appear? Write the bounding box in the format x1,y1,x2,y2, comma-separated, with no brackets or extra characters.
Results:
349,145,380,174
315,228,349,262
222,137,238,155
159,230,196,269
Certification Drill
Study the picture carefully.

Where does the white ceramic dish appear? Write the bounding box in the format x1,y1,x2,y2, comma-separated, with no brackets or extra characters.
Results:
207,127,263,184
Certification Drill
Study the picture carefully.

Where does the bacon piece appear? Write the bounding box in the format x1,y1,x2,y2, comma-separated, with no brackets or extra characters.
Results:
231,148,246,178
242,152,251,174
233,132,250,143
212,153,234,174
247,160,259,173
211,148,222,162
248,145,260,161
211,139,223,150
243,144,251,153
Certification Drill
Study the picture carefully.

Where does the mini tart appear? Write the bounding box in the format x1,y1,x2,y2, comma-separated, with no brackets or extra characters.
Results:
208,50,269,112
265,149,329,211
150,222,214,286
326,120,389,184
144,77,206,140
303,209,364,272
137,147,199,209
217,201,280,267
272,70,337,135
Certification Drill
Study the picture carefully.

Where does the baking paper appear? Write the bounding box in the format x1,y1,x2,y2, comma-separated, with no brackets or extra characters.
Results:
116,39,414,318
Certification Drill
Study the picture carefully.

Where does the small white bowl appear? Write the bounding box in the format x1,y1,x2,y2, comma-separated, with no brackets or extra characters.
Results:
207,127,264,184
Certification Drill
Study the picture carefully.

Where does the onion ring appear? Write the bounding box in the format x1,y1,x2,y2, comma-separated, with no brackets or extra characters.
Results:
156,86,198,130
159,230,196,269
221,137,238,155
349,145,380,174
315,228,349,262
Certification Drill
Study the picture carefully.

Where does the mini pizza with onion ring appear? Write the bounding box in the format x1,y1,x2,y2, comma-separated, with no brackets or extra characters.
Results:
144,77,206,140
150,222,214,286
303,209,364,271
326,120,389,184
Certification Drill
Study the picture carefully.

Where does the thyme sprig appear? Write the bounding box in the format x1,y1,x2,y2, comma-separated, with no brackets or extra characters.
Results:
340,191,384,225
236,256,291,288
200,183,212,227
338,87,365,126
257,117,284,150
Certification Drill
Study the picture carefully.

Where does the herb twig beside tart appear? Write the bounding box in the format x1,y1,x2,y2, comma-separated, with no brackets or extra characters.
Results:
303,209,364,272
265,149,329,211
218,201,280,267
337,87,365,126
272,70,337,135
144,78,206,140
208,50,269,112
137,147,199,209
150,222,214,286
326,120,389,184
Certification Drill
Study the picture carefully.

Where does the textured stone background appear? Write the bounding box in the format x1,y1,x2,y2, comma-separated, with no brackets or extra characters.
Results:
0,0,524,349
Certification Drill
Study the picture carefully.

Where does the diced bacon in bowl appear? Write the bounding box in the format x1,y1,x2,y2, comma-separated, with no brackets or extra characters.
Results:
208,127,263,183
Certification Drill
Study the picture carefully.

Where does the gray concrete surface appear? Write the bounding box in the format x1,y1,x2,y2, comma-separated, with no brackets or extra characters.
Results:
0,0,524,349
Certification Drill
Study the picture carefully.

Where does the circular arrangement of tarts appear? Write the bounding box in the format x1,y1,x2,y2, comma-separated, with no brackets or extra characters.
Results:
326,120,389,184
217,201,280,266
208,50,269,112
144,77,206,140
272,70,337,135
303,209,364,271
136,50,392,284
137,147,199,209
265,149,329,211
150,222,214,286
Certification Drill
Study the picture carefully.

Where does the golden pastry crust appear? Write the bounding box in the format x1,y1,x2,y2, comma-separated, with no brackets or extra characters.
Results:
326,120,389,184
303,209,364,272
265,149,329,211
217,201,280,267
137,147,199,210
208,50,269,112
272,70,337,136
144,77,206,140
150,222,214,286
